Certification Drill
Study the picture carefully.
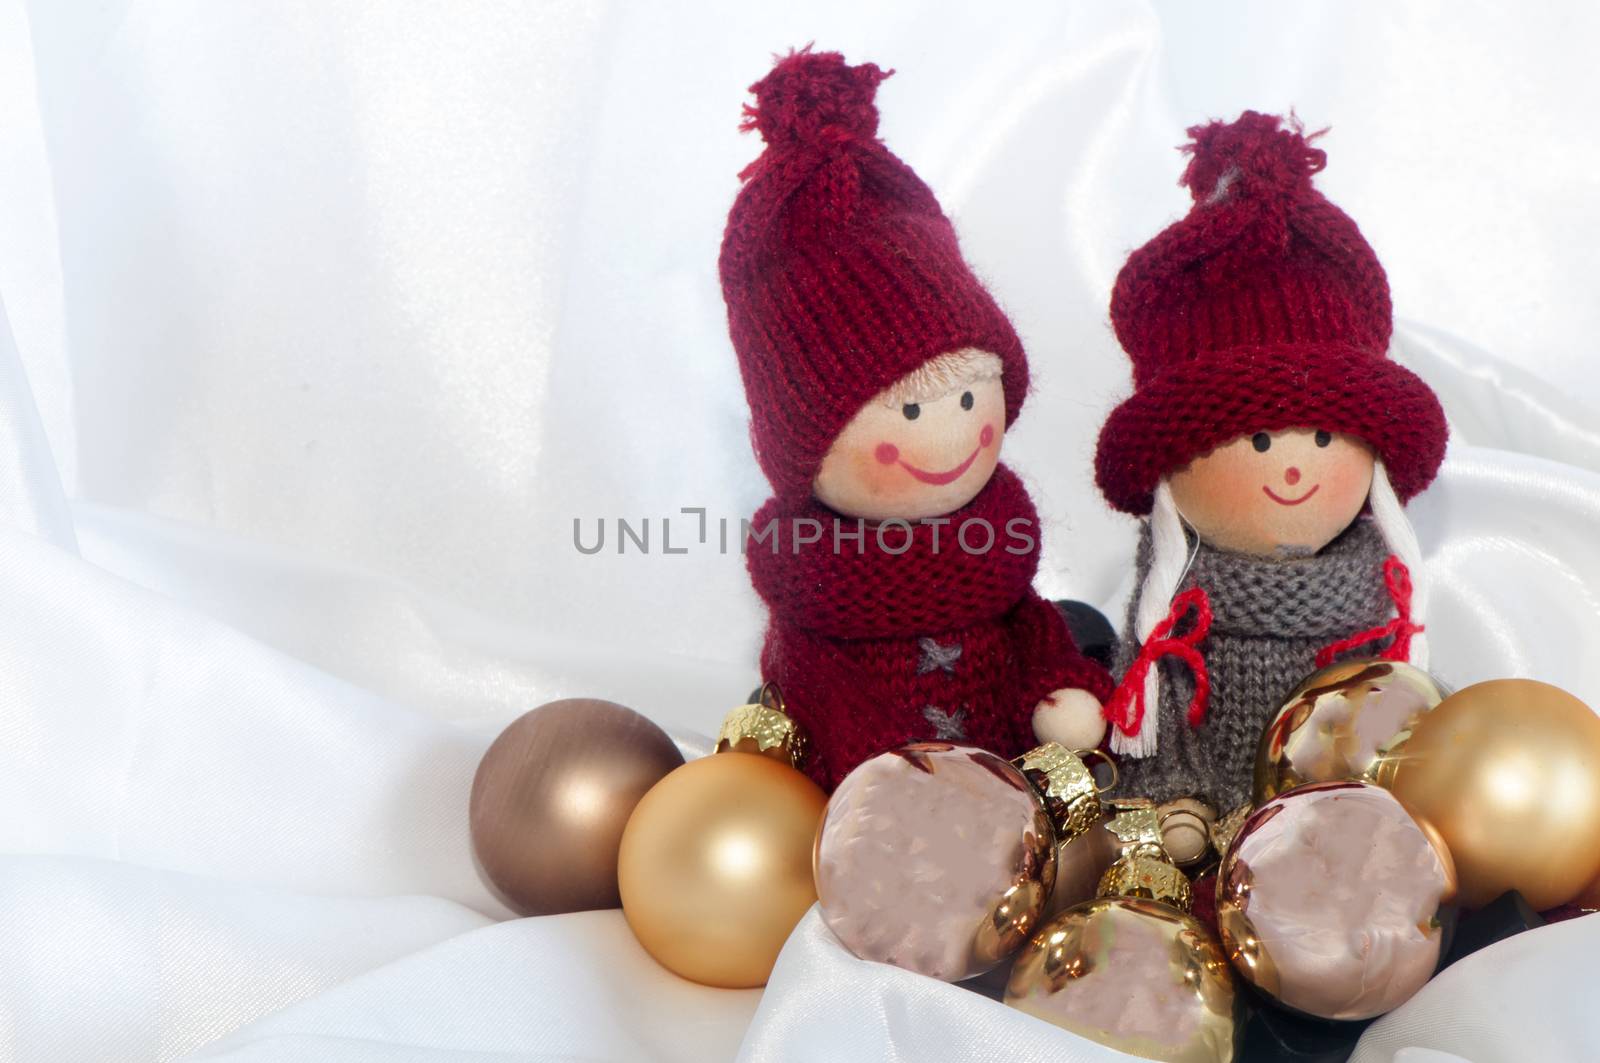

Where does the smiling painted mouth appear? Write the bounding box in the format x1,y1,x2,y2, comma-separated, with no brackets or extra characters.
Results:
1263,484,1321,506
899,444,983,486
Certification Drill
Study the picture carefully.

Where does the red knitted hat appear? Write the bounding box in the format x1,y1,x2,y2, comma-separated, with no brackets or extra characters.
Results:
1095,112,1447,515
720,49,1028,503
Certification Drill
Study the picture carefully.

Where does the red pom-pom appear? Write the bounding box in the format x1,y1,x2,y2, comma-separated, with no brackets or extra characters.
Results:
741,47,891,152
1180,110,1327,205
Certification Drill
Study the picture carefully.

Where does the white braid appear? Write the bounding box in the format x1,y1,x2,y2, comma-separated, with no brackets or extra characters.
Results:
1113,480,1193,758
1369,460,1428,670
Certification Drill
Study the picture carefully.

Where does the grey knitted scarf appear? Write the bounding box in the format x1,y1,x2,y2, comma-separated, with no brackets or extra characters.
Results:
1112,517,1394,811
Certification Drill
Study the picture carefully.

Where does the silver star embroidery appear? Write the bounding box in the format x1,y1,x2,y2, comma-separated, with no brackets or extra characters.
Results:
923,705,967,740
916,637,962,676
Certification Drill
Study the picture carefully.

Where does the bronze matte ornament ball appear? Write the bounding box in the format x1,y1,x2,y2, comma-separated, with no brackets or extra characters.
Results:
469,698,684,916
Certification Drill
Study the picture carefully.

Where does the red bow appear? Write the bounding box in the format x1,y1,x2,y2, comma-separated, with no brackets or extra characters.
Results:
1314,555,1423,668
1104,588,1214,738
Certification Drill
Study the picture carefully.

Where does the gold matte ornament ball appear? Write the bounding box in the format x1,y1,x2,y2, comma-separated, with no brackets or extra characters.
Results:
1579,873,1600,911
618,751,826,988
1388,678,1600,910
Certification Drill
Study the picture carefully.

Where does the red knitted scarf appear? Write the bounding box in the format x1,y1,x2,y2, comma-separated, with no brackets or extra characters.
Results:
746,465,1043,640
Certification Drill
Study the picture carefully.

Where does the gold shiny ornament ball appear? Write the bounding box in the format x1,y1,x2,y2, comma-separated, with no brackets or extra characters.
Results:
1216,782,1454,1020
814,743,1060,982
1255,659,1444,804
1043,815,1121,920
1388,678,1600,910
1006,898,1237,1063
1578,872,1600,911
618,751,826,988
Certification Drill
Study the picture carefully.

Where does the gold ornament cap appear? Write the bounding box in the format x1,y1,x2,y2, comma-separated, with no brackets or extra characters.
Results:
1097,854,1194,913
1210,802,1253,858
1103,800,1168,863
1013,743,1113,842
715,684,806,769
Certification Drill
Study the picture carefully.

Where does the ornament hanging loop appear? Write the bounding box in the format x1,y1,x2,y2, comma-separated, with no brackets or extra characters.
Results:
1073,747,1119,795
756,681,787,715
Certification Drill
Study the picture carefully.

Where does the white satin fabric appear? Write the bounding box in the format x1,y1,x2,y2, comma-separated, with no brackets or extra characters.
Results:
1,1,1597,1060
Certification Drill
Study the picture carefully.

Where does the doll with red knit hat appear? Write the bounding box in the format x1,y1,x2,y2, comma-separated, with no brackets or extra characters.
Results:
1079,112,1449,822
719,48,1112,790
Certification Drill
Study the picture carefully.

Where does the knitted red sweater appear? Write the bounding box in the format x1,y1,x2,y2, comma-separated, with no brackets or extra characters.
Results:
747,467,1113,790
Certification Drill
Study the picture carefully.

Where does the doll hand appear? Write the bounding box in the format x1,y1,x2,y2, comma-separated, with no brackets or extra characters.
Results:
1032,688,1107,751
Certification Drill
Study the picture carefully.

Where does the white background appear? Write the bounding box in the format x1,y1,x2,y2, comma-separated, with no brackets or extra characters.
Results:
1,1,1598,1060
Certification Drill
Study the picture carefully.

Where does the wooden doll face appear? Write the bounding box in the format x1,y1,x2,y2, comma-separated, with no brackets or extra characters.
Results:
1169,428,1376,557
813,349,1005,521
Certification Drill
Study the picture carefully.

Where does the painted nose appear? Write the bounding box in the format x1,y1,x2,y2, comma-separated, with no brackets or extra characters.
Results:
1285,467,1302,486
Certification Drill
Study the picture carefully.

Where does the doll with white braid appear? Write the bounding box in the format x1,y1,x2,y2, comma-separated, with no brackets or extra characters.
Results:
1055,111,1449,824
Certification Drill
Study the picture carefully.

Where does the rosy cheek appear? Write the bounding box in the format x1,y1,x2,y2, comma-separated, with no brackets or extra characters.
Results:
851,444,911,497
1320,463,1370,511
980,423,995,447
1214,469,1265,510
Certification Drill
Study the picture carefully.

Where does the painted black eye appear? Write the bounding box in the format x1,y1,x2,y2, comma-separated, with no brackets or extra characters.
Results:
1315,430,1333,448
960,391,974,410
902,403,921,421
1252,432,1272,453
